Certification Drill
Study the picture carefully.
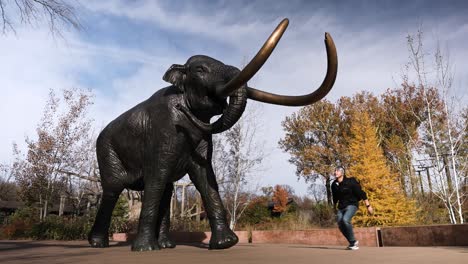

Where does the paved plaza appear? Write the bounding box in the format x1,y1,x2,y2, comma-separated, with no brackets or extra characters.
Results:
0,240,466,264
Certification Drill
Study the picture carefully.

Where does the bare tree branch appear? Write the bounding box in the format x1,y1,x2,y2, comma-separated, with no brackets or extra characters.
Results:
213,105,266,230
0,0,81,36
57,169,99,182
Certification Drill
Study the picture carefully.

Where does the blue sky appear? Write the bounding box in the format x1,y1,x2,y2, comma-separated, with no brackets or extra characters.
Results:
1,0,467,195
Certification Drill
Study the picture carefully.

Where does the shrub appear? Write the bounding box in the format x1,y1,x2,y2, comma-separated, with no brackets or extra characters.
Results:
0,207,36,239
0,220,32,239
239,197,270,225
309,202,335,227
8,207,38,223
29,215,92,240
170,218,211,232
0,207,94,240
287,201,298,215
109,195,130,234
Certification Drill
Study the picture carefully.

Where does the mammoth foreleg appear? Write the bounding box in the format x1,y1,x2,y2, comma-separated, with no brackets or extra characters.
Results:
188,159,238,249
156,183,176,248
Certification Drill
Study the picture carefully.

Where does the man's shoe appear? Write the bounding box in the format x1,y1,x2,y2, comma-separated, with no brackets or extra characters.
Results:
347,240,359,250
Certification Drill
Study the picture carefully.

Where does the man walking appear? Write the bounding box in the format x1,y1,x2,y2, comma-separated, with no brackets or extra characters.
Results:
331,166,373,250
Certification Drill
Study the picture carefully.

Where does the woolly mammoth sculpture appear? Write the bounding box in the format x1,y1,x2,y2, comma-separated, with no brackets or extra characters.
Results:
88,18,338,251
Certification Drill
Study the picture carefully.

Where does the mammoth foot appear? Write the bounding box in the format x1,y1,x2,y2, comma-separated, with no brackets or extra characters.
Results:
88,234,109,248
209,228,239,250
158,235,176,249
131,236,159,252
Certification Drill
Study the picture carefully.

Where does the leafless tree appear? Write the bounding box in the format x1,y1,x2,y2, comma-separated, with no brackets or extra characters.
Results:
307,178,327,203
0,164,18,201
12,87,95,220
213,105,267,230
404,27,466,223
0,0,80,35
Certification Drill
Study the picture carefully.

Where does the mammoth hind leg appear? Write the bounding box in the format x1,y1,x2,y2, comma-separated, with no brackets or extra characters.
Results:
89,145,126,248
131,159,175,251
88,189,123,248
156,183,176,248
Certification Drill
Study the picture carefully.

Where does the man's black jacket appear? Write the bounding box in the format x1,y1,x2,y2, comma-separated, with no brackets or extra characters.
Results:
331,177,367,210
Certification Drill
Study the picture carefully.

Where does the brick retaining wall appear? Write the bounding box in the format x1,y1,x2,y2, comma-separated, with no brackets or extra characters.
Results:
112,224,468,247
251,228,378,246
379,224,468,246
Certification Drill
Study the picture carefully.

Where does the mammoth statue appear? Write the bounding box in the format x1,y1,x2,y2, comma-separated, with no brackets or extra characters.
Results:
88,18,337,251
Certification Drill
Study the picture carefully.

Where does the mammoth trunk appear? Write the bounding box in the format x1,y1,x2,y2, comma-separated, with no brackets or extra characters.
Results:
178,85,247,134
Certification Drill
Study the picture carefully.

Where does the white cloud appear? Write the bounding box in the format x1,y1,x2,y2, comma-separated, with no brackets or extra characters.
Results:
0,25,174,163
0,28,89,163
84,1,273,47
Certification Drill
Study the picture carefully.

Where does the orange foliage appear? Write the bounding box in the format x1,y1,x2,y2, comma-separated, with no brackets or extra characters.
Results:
272,185,289,213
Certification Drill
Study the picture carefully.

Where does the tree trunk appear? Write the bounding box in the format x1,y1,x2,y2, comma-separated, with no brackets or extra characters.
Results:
39,194,43,221
172,185,177,219
442,155,453,194
59,195,65,216
181,184,186,218
325,177,333,206
417,171,425,197
409,166,416,197
425,167,433,195
43,200,48,220
399,162,408,197
196,193,201,223
86,200,91,216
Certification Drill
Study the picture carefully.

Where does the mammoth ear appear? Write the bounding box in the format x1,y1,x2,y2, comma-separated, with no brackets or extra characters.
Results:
163,64,186,90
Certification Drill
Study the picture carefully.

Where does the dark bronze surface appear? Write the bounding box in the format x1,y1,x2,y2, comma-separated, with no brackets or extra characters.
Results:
246,33,338,106
216,19,289,98
88,18,338,252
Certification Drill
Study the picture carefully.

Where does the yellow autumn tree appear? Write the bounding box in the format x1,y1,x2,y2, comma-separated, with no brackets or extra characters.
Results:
347,111,418,226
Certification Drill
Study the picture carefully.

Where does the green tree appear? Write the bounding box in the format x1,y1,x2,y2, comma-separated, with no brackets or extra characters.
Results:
347,111,418,226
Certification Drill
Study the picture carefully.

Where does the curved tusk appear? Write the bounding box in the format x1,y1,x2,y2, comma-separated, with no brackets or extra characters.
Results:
216,18,289,98
246,32,338,106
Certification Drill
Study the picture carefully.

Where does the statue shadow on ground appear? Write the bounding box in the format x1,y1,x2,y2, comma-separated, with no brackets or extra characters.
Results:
0,240,210,253
113,231,211,249
0,240,96,252
112,241,209,249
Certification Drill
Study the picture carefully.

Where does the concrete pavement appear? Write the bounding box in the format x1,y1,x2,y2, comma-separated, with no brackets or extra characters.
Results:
0,240,466,264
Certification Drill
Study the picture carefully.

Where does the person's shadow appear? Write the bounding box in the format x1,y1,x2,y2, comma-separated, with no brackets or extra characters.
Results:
287,245,347,250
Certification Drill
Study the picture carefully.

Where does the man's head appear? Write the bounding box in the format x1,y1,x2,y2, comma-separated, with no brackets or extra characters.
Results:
334,166,345,179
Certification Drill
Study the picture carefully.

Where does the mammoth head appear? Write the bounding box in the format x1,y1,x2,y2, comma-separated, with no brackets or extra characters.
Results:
163,56,243,116
163,18,338,134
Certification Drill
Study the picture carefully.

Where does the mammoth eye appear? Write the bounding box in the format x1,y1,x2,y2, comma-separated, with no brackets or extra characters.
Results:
195,66,207,73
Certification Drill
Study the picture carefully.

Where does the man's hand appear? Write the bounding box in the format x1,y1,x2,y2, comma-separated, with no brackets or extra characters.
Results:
367,205,374,215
